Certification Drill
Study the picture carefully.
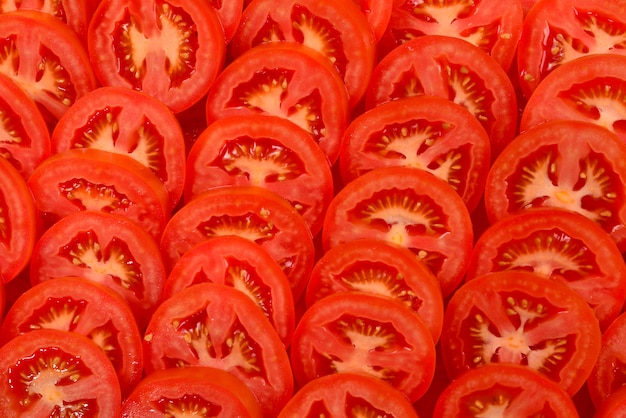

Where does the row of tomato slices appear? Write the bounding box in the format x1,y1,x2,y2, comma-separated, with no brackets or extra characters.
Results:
3,0,626,416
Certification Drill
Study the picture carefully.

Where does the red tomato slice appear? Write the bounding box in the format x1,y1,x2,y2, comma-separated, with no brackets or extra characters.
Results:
352,0,393,42
205,42,350,165
142,282,293,417
379,0,523,70
277,372,419,418
366,34,518,158
0,156,37,283
340,95,491,212
441,270,602,396
160,185,315,300
0,10,97,123
588,312,626,407
230,0,376,107
594,386,626,418
434,363,579,417
163,235,295,346
185,114,334,236
484,120,626,253
0,329,121,417
0,277,143,396
305,238,444,342
27,148,170,240
121,367,262,418
290,291,436,402
322,166,473,298
88,0,226,113
51,86,187,209
517,0,626,99
0,0,89,39
210,0,243,42
29,211,167,330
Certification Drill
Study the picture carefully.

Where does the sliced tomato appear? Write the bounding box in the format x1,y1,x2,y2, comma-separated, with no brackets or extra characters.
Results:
0,10,97,123
352,0,392,42
160,185,315,300
27,148,170,240
51,86,187,209
340,95,491,212
0,0,89,39
378,0,523,70
305,238,444,342
0,156,37,284
0,329,121,417
205,42,350,165
88,0,226,113
121,367,262,418
277,372,419,418
163,235,295,346
210,0,243,42
484,120,626,253
441,270,602,396
0,277,143,396
517,0,626,98
185,114,334,236
594,386,626,418
230,0,376,107
290,291,436,402
434,363,579,417
322,166,473,298
142,282,293,417
366,34,518,158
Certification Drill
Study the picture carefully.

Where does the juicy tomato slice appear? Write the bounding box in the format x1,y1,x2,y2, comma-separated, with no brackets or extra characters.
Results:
205,42,350,165
352,0,393,42
290,291,436,402
441,270,602,396
0,329,121,417
366,34,518,158
88,0,226,113
305,238,444,342
0,10,97,123
160,185,315,300
594,386,626,418
277,372,419,418
588,312,626,407
27,148,170,240
0,277,143,396
51,86,187,210
517,0,626,98
29,211,168,330
0,156,37,284
163,235,295,346
0,73,50,180
484,120,626,253
185,114,334,236
0,0,89,39
340,95,491,212
322,166,473,298
210,0,243,42
230,0,376,107
434,363,579,417
520,54,626,144
121,367,262,418
142,282,293,417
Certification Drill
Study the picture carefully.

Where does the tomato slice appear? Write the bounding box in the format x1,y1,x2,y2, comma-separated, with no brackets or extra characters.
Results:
230,0,376,107
441,270,602,396
163,235,295,346
484,120,626,253
352,0,393,42
205,42,350,165
322,166,473,298
210,0,243,42
160,185,315,300
0,0,89,39
434,363,579,417
0,277,143,396
29,211,168,330
0,329,121,417
142,282,293,417
88,0,226,113
185,114,334,236
277,372,419,418
340,95,491,212
594,386,626,418
305,238,444,342
121,367,262,418
27,148,170,240
51,86,187,209
366,34,518,158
